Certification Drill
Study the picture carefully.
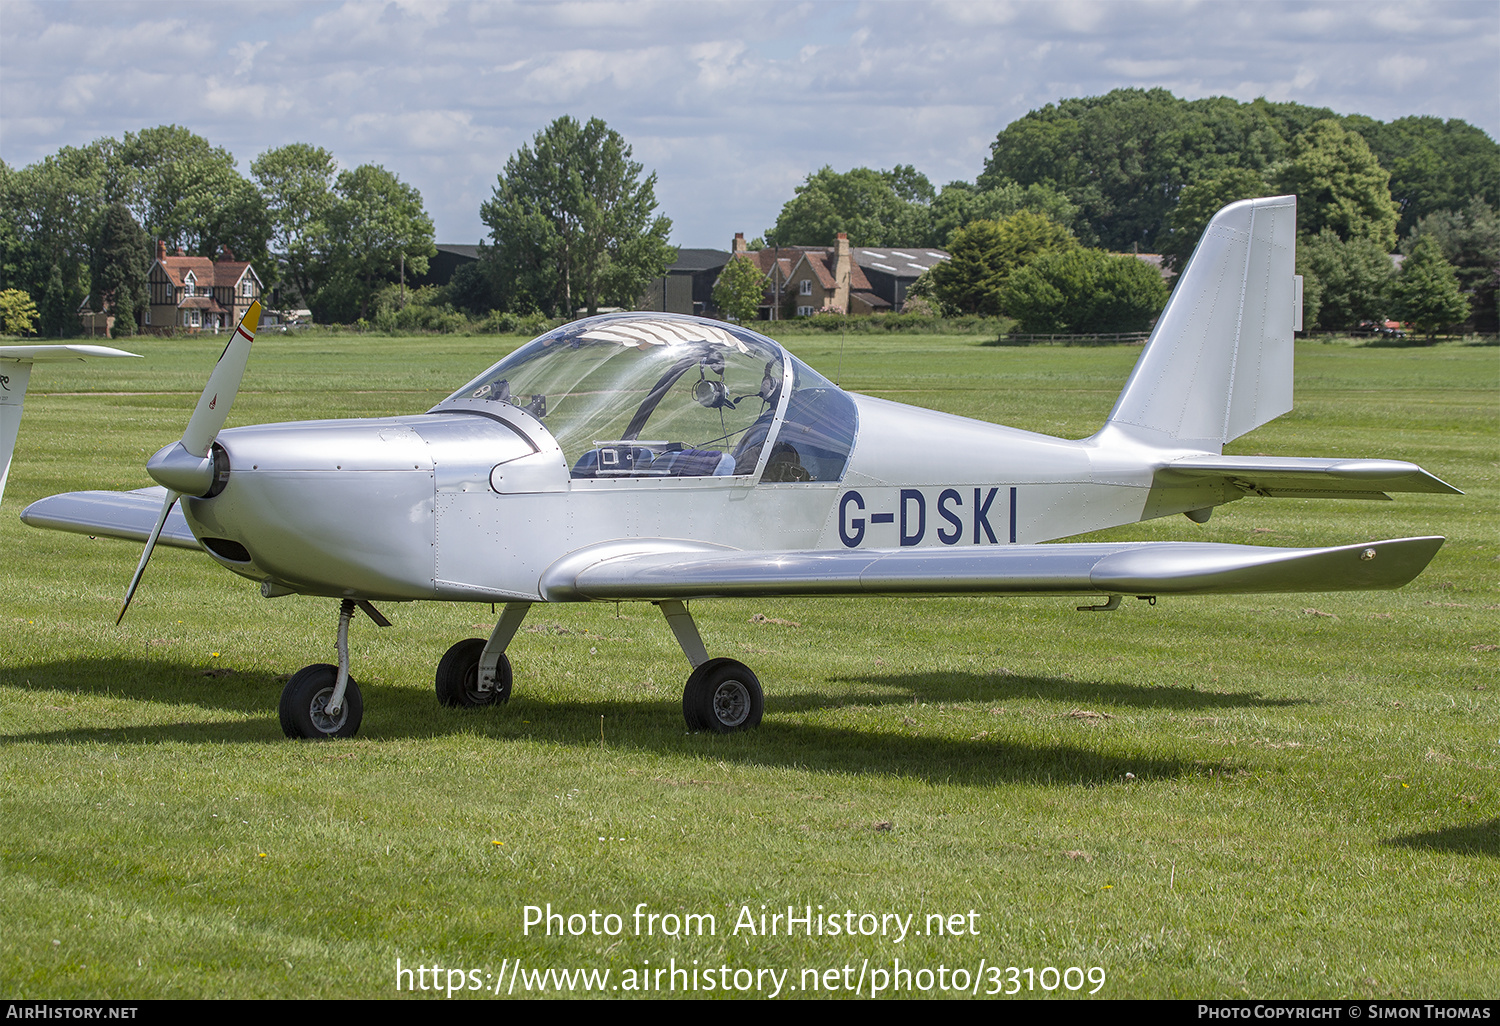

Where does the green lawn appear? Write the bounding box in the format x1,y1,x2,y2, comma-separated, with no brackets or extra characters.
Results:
1,331,1495,999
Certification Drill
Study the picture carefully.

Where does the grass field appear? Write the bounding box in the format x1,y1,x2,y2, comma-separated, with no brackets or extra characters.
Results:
1,330,1495,1000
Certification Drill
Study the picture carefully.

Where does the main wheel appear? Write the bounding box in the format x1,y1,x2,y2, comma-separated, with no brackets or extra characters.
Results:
279,663,363,739
436,638,511,707
683,658,764,733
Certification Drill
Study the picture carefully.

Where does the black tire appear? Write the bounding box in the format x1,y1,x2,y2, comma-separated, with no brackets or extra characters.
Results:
682,658,763,733
279,663,363,739
436,638,511,707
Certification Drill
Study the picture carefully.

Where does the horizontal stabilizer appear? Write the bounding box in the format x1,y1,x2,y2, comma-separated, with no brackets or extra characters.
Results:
1156,455,1462,499
21,487,201,550
543,536,1444,601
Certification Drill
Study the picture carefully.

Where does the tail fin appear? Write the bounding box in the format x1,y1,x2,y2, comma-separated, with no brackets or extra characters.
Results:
1104,195,1299,453
0,344,142,506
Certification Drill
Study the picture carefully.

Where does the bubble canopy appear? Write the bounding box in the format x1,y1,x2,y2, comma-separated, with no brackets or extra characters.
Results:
434,314,856,483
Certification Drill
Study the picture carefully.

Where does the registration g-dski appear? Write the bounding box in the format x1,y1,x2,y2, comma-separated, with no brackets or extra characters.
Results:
20,196,1460,738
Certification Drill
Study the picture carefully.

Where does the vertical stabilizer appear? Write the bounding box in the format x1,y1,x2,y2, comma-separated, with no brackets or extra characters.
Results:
0,345,141,505
1104,195,1298,452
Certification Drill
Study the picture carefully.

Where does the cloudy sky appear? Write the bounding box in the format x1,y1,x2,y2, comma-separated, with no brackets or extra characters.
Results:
2,1,1496,249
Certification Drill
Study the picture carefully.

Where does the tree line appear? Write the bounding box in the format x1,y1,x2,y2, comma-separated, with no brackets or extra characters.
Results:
0,127,435,336
2,88,1494,338
754,90,1496,336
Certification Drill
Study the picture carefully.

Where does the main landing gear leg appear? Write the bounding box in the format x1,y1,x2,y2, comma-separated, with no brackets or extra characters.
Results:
436,601,530,708
656,600,764,734
279,598,391,740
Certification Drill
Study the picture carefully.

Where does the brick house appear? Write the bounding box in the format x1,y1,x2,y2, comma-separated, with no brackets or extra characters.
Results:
146,242,263,333
726,233,947,318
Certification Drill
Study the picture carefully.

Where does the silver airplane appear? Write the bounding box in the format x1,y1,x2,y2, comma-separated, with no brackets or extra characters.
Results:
20,196,1459,739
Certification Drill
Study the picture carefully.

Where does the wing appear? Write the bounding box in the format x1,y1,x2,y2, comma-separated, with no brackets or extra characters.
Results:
541,537,1445,601
20,487,202,550
0,344,141,362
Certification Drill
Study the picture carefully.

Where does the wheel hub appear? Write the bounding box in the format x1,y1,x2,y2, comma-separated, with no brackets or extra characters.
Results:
712,680,750,727
309,687,349,734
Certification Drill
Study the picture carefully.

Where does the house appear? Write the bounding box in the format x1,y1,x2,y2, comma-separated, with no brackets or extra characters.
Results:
729,233,882,318
726,234,949,317
77,298,115,338
147,242,263,334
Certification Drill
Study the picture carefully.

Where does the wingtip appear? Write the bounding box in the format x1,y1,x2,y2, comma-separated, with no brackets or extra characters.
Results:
242,301,262,338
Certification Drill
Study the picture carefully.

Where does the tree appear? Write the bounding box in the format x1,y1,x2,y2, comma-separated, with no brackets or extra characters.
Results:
927,179,1080,248
252,144,338,304
90,203,150,337
928,212,1078,315
1297,229,1395,331
1388,235,1469,340
481,116,675,317
981,88,1227,251
1273,119,1400,249
38,263,71,338
976,88,1500,258
712,256,766,322
1403,199,1500,332
320,165,436,321
117,126,271,267
1158,167,1275,271
1,144,109,329
0,289,38,336
1001,249,1169,334
1345,115,1500,235
765,166,933,247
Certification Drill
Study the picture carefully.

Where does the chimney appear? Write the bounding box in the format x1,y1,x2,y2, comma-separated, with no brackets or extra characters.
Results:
176,246,185,257
732,232,747,255
833,233,851,314
157,240,167,261
221,246,235,261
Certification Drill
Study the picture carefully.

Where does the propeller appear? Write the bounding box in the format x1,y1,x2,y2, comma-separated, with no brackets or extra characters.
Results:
118,302,261,624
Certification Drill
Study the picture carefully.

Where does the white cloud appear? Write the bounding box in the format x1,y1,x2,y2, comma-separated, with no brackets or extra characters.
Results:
1,0,1495,246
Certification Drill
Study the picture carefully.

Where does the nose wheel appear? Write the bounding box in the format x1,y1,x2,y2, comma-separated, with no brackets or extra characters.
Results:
279,663,364,739
279,598,388,740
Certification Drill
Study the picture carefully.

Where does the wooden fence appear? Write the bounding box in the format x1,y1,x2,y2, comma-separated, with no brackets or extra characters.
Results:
992,330,1153,346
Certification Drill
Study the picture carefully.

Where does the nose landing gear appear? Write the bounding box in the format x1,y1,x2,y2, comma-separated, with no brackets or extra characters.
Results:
279,598,389,740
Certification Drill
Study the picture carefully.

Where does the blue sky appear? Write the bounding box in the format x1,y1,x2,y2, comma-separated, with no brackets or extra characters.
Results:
2,0,1496,249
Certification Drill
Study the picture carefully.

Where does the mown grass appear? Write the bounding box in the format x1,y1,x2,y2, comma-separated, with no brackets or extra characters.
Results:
1,331,1495,999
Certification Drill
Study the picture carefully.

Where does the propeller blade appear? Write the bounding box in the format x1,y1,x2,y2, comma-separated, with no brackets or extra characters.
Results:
118,301,261,624
182,301,260,458
117,488,179,624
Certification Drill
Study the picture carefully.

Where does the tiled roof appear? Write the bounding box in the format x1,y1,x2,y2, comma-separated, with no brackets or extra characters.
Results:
179,296,227,312
157,256,216,288
156,255,259,290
